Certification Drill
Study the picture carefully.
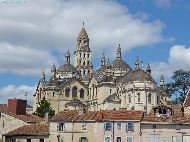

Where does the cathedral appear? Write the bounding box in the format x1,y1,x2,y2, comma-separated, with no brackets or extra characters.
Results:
33,25,170,114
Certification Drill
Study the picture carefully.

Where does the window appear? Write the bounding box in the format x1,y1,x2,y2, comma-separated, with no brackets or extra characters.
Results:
53,92,55,97
116,137,122,142
84,53,86,58
148,93,151,104
116,123,122,132
80,53,81,57
72,86,77,98
59,123,65,131
27,139,31,142
110,89,112,94
80,137,88,142
129,95,131,103
127,136,133,142
104,137,111,142
137,93,140,102
81,123,87,131
83,70,86,75
104,122,112,131
153,125,156,129
176,125,181,130
65,88,70,97
83,61,85,66
80,89,84,99
126,123,134,132
39,139,44,142
0,112,1,118
11,139,16,142
87,54,90,58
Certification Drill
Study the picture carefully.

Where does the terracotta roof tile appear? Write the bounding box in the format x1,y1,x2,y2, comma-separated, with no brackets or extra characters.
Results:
3,111,42,123
4,124,49,136
51,110,142,122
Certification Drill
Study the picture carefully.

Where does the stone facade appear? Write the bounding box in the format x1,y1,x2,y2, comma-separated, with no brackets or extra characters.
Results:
33,26,170,114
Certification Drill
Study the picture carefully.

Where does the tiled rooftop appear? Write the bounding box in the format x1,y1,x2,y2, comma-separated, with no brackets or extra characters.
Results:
2,111,42,123
51,110,143,122
4,124,49,136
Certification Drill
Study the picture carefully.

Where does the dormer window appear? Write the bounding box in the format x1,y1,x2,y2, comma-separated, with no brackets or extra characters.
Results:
137,93,140,102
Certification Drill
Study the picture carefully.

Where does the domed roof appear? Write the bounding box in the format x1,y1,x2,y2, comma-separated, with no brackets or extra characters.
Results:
78,27,88,39
119,69,155,83
57,63,79,74
112,59,132,70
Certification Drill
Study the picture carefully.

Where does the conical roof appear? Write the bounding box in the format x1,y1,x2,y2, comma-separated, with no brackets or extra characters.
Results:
78,27,89,39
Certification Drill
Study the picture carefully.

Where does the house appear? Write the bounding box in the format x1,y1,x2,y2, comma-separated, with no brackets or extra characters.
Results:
49,109,143,142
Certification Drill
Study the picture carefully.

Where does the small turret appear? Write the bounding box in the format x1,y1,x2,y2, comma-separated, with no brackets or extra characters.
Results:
65,49,70,64
146,63,151,74
40,70,45,81
160,75,165,87
116,44,122,59
51,63,56,80
135,57,140,71
101,53,106,66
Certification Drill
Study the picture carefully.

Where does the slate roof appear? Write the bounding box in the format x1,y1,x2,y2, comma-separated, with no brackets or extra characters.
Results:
112,59,132,71
51,110,142,122
4,124,49,136
57,62,79,74
119,69,155,83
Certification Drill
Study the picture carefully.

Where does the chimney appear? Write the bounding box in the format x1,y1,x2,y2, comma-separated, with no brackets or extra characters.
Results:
8,99,27,115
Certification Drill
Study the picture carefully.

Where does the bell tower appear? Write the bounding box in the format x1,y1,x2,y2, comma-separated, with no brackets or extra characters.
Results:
74,23,92,77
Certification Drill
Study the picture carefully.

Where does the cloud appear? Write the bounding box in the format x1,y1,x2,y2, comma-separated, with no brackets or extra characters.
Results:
0,43,57,75
0,84,35,105
155,0,172,9
151,45,190,81
0,0,165,74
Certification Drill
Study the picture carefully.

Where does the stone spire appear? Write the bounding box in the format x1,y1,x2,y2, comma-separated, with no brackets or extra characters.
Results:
101,53,106,66
146,63,151,74
160,75,165,87
65,49,70,63
135,57,140,71
51,63,56,79
74,24,92,77
40,69,45,81
116,44,122,59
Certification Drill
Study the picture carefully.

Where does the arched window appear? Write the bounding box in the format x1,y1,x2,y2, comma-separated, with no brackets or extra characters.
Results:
80,89,84,99
83,70,86,75
148,93,151,104
137,93,140,102
129,95,131,103
72,86,77,98
65,88,70,97
83,61,85,66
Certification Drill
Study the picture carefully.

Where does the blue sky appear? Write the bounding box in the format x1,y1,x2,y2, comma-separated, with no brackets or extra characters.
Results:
0,0,190,104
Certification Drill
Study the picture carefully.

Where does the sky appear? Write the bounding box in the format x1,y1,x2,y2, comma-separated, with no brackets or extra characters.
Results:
0,0,190,105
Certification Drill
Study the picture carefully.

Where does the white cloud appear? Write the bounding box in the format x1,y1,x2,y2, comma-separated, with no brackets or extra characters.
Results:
0,0,165,75
0,84,35,105
155,0,172,9
0,43,57,75
152,45,190,81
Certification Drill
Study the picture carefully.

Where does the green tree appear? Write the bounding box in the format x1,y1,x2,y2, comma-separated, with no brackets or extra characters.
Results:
166,69,190,104
34,97,55,118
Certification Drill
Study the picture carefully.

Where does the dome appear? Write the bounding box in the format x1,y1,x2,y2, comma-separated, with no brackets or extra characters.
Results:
57,63,79,74
119,69,155,83
78,27,89,39
112,59,132,71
